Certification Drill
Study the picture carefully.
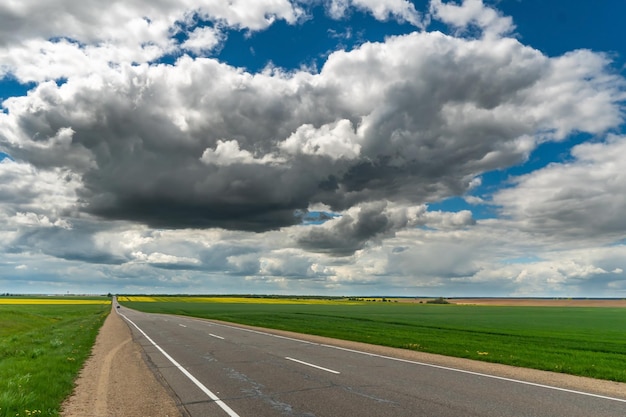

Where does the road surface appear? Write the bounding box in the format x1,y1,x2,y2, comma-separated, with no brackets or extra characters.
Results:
115,304,626,417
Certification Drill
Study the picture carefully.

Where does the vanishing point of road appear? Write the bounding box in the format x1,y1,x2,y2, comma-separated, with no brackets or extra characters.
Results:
116,303,626,417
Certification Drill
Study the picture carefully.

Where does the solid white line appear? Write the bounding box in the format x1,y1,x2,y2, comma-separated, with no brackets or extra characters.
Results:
193,318,626,404
209,333,225,340
285,356,340,374
314,344,626,404
117,311,241,417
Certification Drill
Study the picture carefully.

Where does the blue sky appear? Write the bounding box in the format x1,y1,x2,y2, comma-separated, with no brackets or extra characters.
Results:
0,0,625,296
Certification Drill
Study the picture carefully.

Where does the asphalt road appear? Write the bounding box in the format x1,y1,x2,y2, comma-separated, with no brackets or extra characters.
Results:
115,305,626,417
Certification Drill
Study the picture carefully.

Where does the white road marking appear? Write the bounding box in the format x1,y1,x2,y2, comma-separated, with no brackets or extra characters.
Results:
285,356,340,374
186,317,626,404
209,333,225,340
179,324,187,327
117,311,241,417
318,345,626,404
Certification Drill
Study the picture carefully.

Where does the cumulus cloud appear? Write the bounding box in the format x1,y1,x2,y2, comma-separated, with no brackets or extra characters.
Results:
131,251,200,267
466,244,626,297
279,119,361,159
201,139,283,166
0,0,625,296
0,0,305,82
182,26,225,54
12,212,71,229
0,159,81,225
0,0,434,83
0,33,620,237
325,0,427,28
297,202,475,255
430,0,515,38
1,30,622,234
493,135,626,242
298,202,396,255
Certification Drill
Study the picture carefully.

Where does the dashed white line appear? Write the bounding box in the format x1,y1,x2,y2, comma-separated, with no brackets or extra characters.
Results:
209,333,225,340
179,324,187,327
191,318,626,404
117,311,240,417
285,357,340,374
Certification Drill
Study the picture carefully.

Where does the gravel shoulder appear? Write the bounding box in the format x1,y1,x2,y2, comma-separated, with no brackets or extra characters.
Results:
62,308,626,417
61,307,184,417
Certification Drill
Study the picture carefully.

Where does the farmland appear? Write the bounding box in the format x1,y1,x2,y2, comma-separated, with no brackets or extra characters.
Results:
0,298,109,417
120,296,626,382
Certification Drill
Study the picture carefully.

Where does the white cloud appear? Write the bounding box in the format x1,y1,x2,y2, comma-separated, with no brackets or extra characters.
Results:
0,1,625,296
352,0,426,27
0,0,302,45
0,159,81,223
525,50,626,140
469,245,626,296
494,134,626,241
12,212,71,229
325,0,350,19
324,0,427,28
430,0,515,39
201,139,283,166
280,119,361,159
132,251,200,266
0,0,304,82
182,26,225,54
296,202,476,256
1,29,622,234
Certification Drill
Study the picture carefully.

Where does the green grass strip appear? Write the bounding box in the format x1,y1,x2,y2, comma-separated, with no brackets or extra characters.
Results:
0,304,109,417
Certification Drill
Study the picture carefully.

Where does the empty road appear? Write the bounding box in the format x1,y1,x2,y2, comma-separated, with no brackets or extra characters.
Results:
116,305,626,417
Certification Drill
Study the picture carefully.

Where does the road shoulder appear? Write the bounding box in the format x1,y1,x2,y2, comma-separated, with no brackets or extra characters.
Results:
61,307,184,417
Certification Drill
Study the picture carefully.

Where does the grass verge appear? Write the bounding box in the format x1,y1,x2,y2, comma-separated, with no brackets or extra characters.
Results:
0,303,109,417
121,297,626,382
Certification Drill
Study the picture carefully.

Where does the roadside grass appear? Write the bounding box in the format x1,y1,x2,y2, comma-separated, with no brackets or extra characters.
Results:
121,297,626,382
0,302,109,417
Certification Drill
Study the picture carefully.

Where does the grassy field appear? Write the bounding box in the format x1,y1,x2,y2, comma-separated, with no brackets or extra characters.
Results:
119,296,626,382
0,298,110,417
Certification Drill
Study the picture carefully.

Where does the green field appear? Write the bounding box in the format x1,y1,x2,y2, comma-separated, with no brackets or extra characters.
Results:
120,297,626,382
0,301,109,417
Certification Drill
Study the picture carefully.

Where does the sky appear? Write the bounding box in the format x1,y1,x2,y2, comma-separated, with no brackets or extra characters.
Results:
0,0,625,297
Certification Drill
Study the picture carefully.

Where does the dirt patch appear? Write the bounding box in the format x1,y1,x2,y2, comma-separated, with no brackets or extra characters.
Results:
61,308,184,417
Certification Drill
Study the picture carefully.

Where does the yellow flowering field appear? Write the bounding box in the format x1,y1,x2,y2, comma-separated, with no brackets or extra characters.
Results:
119,296,363,305
0,298,110,305
117,296,157,302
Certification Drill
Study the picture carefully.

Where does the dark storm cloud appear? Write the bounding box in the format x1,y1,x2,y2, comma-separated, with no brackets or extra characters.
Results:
2,33,622,234
297,202,476,255
196,243,262,275
297,202,396,255
7,227,127,265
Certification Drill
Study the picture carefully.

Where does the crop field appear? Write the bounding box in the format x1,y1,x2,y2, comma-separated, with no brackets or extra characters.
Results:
0,298,109,417
117,295,362,305
0,297,112,305
120,296,626,382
